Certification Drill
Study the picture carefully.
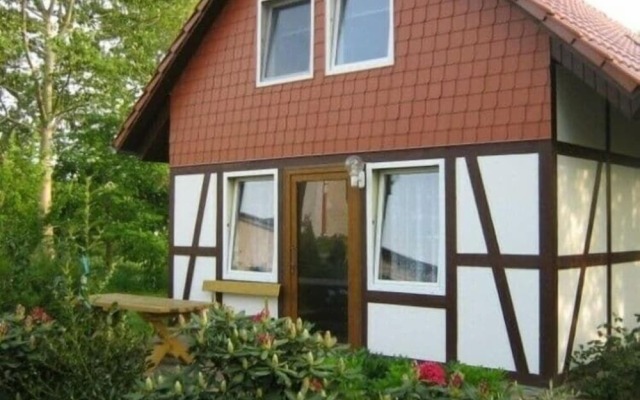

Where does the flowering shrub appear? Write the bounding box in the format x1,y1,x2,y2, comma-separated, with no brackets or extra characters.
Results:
129,301,364,399
417,361,447,386
0,305,56,398
0,300,148,400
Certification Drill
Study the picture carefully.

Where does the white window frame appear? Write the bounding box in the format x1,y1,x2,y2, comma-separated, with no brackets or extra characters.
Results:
256,0,314,87
325,0,394,76
366,159,446,295
223,169,279,283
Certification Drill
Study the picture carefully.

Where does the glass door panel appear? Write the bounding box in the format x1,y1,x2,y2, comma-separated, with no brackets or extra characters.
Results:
296,180,349,342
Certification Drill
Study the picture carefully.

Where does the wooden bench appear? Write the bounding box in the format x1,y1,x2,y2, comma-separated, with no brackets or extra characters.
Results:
90,293,210,372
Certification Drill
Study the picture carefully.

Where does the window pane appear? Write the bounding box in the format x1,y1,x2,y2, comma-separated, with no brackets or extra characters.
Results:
264,1,311,79
231,179,274,273
336,0,389,65
378,169,439,283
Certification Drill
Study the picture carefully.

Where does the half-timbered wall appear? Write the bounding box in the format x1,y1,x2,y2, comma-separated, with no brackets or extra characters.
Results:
171,173,217,301
456,154,540,374
168,140,552,384
555,64,640,372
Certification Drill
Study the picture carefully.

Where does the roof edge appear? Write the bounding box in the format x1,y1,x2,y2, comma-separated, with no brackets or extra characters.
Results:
113,0,227,158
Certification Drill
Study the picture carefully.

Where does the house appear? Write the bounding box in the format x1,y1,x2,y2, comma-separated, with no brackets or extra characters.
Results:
114,0,640,384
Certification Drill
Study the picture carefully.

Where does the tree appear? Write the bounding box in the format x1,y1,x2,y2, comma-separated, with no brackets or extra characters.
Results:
0,0,198,304
0,0,197,251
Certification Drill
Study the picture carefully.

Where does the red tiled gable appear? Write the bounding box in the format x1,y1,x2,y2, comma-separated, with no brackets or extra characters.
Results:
113,0,640,160
509,0,640,92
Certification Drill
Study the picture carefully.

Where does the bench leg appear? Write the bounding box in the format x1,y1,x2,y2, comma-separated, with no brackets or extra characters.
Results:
145,316,194,372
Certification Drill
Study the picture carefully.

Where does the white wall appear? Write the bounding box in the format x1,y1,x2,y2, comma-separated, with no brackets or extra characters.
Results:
506,269,540,374
189,257,217,302
611,165,640,252
367,303,446,362
458,267,514,371
557,156,607,255
611,262,640,329
456,158,486,254
557,266,607,371
174,174,205,247
172,173,218,301
222,294,279,318
172,255,190,299
199,176,217,247
478,154,539,255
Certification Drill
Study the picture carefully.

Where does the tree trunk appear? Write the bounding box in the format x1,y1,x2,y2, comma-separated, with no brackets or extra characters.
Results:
39,4,56,255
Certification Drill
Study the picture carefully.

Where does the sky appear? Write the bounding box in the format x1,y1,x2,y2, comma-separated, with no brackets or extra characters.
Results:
583,0,640,31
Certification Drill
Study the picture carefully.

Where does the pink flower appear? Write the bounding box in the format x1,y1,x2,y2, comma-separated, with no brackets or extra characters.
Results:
309,378,323,392
417,361,447,386
252,307,270,323
449,371,464,389
29,307,53,324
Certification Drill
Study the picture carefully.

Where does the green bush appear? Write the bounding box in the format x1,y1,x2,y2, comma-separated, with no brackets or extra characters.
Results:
567,315,640,400
0,296,149,399
130,302,363,399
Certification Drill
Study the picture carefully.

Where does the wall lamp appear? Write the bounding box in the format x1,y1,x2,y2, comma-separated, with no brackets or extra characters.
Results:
345,155,366,189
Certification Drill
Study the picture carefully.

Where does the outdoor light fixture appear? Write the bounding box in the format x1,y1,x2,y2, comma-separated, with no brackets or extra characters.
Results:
345,155,365,189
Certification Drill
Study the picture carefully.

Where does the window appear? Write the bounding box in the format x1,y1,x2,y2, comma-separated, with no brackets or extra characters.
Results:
258,0,313,86
224,170,278,282
326,0,393,74
367,160,445,295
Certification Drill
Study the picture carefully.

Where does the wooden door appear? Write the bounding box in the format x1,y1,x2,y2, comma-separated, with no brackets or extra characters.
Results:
284,167,363,346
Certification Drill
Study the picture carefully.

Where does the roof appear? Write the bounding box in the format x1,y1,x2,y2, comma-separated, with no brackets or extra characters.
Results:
510,0,640,92
114,0,640,161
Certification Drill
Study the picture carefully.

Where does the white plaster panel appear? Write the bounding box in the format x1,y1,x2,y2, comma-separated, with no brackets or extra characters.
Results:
189,257,216,302
611,107,640,158
174,174,205,247
558,268,580,371
506,269,539,374
456,158,487,254
172,255,190,300
574,266,607,367
557,156,599,255
611,262,640,329
367,303,446,362
198,175,217,247
611,165,640,252
458,267,514,371
555,65,606,150
222,294,279,319
590,173,608,254
478,154,539,255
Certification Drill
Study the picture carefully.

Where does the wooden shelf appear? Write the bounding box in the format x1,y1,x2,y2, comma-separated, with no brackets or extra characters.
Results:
202,280,280,297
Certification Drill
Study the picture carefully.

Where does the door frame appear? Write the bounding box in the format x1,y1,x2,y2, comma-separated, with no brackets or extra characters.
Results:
283,166,363,346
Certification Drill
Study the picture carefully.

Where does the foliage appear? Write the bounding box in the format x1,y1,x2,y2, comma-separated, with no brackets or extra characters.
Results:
0,0,198,302
129,302,363,400
0,279,149,400
126,305,526,400
567,315,640,400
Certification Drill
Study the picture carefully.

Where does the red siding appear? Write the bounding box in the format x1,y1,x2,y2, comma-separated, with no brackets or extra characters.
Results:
170,0,552,167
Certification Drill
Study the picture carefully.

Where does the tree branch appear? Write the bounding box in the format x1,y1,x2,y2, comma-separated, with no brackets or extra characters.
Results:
59,0,75,35
20,0,46,122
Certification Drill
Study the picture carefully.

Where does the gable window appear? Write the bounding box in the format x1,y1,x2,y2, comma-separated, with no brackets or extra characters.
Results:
224,170,278,282
326,0,393,75
367,160,445,295
258,0,313,86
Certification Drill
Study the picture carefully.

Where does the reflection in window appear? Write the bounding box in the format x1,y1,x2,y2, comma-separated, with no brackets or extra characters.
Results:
263,0,311,80
376,168,440,283
334,0,390,66
230,179,275,273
